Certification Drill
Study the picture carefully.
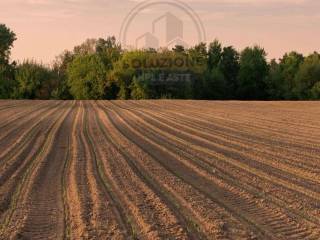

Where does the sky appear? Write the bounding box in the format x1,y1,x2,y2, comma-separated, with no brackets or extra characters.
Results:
1,0,319,64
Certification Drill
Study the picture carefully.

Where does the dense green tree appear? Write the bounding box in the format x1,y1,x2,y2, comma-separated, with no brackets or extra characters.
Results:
186,43,207,99
95,36,122,69
208,40,222,70
237,46,269,99
279,51,304,99
0,63,16,98
0,24,17,98
53,37,122,100
204,67,227,99
192,42,207,57
294,52,320,99
311,82,320,99
266,59,283,99
51,50,74,99
67,54,107,100
220,46,239,98
130,75,151,99
0,24,16,64
203,41,239,99
14,61,56,99
111,50,143,99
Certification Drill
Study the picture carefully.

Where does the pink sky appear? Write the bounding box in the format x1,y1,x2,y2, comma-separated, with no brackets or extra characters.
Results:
1,0,319,63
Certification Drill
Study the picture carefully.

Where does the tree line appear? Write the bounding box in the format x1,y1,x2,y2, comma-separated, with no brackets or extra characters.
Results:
1,24,320,100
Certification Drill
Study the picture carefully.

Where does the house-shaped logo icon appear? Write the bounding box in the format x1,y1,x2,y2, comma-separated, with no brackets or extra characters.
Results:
135,12,188,49
119,0,206,50
136,32,160,49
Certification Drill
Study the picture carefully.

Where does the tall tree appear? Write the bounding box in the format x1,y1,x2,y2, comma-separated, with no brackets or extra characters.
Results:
0,24,17,98
237,46,269,99
67,54,107,100
294,52,320,99
203,40,226,99
187,43,207,99
220,46,239,98
279,51,304,99
0,24,16,64
0,63,16,99
95,36,122,69
208,39,222,71
266,59,283,99
14,61,56,99
51,50,74,99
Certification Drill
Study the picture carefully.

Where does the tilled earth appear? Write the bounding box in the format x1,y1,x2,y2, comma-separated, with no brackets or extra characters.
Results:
0,100,319,239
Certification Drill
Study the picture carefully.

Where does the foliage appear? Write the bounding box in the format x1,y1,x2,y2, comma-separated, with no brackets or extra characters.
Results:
67,54,107,100
237,46,269,100
14,61,57,99
293,53,320,99
0,24,17,98
0,63,16,98
279,52,304,99
311,82,320,99
0,24,16,64
51,50,74,99
208,39,222,70
220,46,239,98
266,59,283,100
130,75,151,100
204,67,227,99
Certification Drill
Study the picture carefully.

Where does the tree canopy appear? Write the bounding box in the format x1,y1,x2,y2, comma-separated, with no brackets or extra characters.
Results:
0,24,17,98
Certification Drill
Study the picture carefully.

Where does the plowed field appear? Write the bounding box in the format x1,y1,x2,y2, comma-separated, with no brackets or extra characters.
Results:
0,100,319,239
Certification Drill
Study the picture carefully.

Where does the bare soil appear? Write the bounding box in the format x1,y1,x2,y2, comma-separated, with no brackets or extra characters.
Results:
0,100,319,240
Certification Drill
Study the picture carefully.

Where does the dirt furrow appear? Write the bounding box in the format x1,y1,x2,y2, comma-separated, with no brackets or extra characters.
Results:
1,100,319,239
0,100,19,110
111,102,320,201
66,101,129,239
0,102,75,239
97,101,257,239
0,101,62,160
0,100,35,113
67,101,97,239
91,101,202,240
119,101,320,170
102,101,320,239
170,101,320,130
13,102,77,239
121,101,320,167
0,102,67,184
112,102,320,223
0,102,70,222
139,101,320,148
149,100,320,149
118,102,320,192
0,101,49,132
119,100,319,220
